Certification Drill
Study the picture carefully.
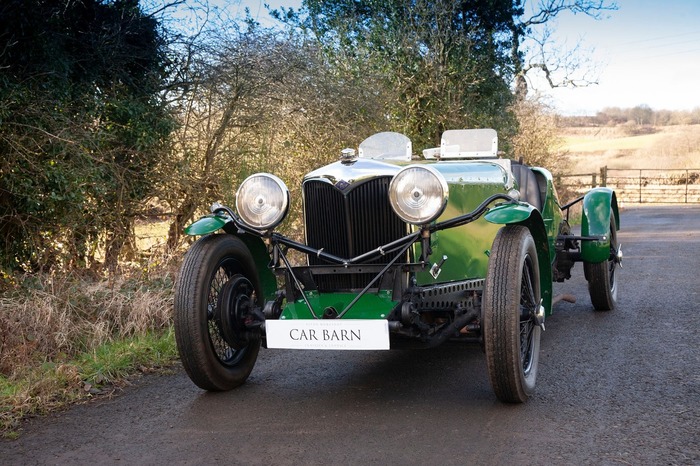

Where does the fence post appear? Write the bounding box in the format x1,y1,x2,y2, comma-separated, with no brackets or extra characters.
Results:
686,169,689,204
592,173,597,188
600,166,607,187
639,169,643,203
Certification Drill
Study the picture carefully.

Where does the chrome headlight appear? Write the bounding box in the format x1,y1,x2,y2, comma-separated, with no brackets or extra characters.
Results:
389,165,448,225
235,173,289,230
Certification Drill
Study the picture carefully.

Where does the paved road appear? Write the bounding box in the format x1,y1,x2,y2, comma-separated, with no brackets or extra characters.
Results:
3,206,699,465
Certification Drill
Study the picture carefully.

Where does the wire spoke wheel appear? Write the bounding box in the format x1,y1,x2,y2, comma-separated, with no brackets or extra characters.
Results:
519,256,538,377
174,235,261,391
208,267,255,365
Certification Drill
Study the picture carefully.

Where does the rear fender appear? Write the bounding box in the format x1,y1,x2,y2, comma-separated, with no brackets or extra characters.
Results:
581,188,619,263
485,204,553,315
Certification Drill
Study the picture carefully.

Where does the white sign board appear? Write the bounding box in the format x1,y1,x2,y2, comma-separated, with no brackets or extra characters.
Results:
266,319,390,350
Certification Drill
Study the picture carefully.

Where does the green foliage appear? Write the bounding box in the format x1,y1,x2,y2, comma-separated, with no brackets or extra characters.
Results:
0,0,619,271
1,1,605,267
288,0,520,148
78,330,178,385
0,0,175,273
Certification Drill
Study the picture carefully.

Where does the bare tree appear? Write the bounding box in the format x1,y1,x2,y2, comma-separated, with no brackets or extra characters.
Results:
162,18,389,248
511,0,617,99
164,26,299,248
510,94,566,172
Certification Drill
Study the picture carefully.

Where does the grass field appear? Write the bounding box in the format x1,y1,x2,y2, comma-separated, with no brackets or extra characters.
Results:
559,124,700,173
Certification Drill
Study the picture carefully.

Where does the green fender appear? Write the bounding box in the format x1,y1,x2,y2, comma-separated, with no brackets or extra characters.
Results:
483,202,533,224
581,188,619,263
485,203,553,316
184,215,277,302
184,215,230,236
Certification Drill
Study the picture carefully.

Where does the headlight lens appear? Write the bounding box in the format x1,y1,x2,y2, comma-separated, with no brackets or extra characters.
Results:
236,173,289,230
389,166,448,225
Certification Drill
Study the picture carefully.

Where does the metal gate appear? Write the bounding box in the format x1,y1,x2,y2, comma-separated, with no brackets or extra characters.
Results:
557,167,700,204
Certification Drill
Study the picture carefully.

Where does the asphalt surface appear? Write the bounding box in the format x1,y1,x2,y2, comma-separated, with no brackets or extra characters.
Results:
3,205,699,465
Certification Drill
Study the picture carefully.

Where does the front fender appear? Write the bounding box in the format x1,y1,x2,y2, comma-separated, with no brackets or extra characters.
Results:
184,216,277,301
231,230,277,302
581,188,619,263
485,203,553,316
184,215,230,236
483,202,533,224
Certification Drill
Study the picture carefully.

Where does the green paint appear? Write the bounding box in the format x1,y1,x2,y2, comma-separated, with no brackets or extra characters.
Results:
484,203,533,223
581,188,615,263
531,168,565,264
413,162,509,284
184,215,277,301
234,232,277,302
281,290,397,319
184,215,228,236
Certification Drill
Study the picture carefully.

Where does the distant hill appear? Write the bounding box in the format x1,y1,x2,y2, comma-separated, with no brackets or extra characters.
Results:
558,124,700,174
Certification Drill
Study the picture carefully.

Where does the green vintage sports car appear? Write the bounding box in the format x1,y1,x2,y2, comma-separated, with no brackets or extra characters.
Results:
174,129,621,403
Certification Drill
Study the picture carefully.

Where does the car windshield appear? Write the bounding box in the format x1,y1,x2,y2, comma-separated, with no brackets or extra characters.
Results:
358,132,412,161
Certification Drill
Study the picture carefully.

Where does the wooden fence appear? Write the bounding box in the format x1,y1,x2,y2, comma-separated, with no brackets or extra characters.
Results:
557,167,700,204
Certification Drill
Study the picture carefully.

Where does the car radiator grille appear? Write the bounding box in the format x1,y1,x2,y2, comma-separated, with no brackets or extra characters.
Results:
303,177,408,292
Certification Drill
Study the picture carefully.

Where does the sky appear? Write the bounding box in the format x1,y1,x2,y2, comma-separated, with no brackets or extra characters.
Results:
543,0,700,115
232,0,700,115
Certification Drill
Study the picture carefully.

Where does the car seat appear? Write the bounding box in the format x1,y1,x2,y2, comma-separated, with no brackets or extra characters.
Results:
511,162,543,211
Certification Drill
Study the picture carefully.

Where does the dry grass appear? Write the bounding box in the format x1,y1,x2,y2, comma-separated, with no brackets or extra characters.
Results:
0,212,189,437
0,274,174,376
560,124,700,173
0,270,177,436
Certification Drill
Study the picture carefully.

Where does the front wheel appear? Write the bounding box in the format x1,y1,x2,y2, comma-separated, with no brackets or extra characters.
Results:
483,226,542,403
584,215,619,311
174,234,262,391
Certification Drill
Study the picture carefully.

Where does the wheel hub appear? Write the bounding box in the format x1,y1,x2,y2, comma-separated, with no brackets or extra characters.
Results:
615,243,623,267
533,301,546,331
217,276,254,349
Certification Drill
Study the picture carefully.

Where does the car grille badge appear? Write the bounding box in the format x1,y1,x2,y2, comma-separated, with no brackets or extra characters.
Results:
335,180,350,191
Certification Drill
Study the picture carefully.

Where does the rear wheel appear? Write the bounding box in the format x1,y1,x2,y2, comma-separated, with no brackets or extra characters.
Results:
174,234,261,391
483,226,543,403
584,215,619,311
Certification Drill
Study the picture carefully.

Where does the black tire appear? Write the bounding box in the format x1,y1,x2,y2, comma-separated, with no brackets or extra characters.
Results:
174,234,261,391
483,225,542,403
584,215,619,311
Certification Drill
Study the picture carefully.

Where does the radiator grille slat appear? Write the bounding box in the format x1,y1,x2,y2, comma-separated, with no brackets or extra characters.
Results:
304,177,407,291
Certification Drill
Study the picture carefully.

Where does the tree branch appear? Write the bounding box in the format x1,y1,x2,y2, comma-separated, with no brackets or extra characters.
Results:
522,0,617,28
